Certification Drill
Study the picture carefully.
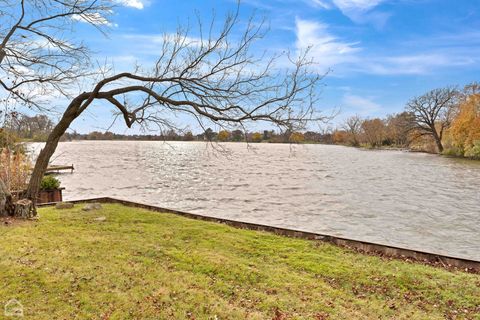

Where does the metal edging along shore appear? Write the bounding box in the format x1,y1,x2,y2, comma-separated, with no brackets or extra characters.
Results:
39,197,480,272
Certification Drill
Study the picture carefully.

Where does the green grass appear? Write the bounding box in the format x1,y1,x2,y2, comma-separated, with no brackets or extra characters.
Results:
0,204,479,319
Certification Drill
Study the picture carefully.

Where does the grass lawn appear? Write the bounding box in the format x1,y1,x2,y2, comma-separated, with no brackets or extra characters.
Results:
0,204,479,319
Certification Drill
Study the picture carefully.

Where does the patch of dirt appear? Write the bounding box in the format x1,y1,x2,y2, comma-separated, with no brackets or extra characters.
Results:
0,217,33,227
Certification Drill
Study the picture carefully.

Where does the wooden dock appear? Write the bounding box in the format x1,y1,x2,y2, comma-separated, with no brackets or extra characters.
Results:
45,164,74,174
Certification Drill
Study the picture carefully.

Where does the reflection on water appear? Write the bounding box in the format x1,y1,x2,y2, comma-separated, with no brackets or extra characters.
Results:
31,141,480,260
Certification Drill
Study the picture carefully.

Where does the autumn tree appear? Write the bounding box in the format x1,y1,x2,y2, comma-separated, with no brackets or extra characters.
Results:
332,130,348,145
251,132,263,143
218,130,230,142
385,112,414,147
289,132,305,143
342,115,362,146
361,118,386,147
405,87,459,153
447,90,480,158
1,2,325,216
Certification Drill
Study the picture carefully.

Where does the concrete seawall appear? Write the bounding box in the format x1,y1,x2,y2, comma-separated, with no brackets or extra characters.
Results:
39,197,480,272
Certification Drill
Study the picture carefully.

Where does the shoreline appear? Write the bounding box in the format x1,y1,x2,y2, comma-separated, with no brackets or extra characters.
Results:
39,197,480,272
31,138,479,161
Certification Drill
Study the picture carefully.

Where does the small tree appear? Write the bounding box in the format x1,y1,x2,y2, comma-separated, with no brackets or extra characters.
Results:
183,131,194,141
342,115,362,146
231,130,245,142
406,87,459,153
361,118,386,147
218,130,230,142
289,132,305,143
251,132,263,143
332,130,348,145
385,112,414,147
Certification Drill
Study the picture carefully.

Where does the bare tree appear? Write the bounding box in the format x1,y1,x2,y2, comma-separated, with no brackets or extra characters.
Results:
1,2,325,216
0,0,112,111
1,0,113,216
406,87,459,153
342,115,362,146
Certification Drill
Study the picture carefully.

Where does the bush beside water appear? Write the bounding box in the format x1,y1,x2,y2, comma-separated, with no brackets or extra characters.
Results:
40,176,61,190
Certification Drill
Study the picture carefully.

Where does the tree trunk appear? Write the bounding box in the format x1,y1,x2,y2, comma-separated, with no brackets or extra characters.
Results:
431,130,444,153
0,179,14,216
25,100,83,204
435,139,444,153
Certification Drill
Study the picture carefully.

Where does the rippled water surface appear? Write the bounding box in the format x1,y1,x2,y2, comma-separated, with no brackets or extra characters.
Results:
32,141,480,260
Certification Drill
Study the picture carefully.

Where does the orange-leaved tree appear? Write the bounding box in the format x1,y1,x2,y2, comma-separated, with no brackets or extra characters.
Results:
289,132,305,143
447,93,480,158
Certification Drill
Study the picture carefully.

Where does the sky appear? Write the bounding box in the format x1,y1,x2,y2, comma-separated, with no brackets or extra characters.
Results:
60,0,480,133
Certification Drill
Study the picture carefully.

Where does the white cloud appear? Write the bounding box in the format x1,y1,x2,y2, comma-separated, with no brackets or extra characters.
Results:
119,0,145,9
293,17,478,76
304,0,383,11
295,18,360,72
360,53,476,75
306,0,331,9
297,1,391,28
342,93,381,115
72,12,114,26
332,0,384,13
331,0,389,27
71,0,145,26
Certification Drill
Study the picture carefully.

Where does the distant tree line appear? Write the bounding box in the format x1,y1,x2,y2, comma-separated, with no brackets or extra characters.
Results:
333,112,414,149
333,82,480,159
60,128,334,144
2,113,54,142
2,83,478,159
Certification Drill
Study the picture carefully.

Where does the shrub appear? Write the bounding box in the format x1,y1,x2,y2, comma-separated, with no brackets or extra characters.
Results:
251,132,263,143
442,146,464,157
289,132,305,143
464,140,480,160
217,130,230,142
40,176,61,190
0,148,31,191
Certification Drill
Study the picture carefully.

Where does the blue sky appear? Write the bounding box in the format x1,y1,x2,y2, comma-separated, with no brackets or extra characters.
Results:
69,0,480,133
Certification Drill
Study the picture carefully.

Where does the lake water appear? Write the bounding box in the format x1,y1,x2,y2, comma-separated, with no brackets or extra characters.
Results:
31,141,480,261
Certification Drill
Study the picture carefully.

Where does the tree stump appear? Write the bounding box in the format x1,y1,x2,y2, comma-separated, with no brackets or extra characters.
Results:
13,199,35,219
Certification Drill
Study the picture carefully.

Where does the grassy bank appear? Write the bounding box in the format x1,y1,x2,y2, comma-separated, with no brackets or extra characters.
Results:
1,204,479,319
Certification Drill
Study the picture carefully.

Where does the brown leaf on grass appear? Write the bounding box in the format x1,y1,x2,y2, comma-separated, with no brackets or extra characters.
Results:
272,308,288,320
315,312,330,320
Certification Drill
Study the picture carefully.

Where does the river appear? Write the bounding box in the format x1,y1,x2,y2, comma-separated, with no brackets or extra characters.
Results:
31,141,480,261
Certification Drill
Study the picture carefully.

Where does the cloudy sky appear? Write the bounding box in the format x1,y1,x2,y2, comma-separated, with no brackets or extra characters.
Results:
68,0,480,133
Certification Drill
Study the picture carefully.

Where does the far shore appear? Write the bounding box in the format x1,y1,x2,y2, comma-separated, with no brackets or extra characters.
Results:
26,138,480,161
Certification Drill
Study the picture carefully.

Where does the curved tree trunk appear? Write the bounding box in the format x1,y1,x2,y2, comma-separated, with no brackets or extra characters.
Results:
25,99,83,205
